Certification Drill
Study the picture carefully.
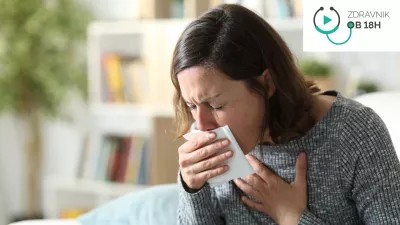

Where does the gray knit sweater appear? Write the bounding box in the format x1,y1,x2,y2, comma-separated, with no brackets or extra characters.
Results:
177,91,400,224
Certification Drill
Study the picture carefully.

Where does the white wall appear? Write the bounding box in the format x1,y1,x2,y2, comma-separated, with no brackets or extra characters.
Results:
0,115,27,221
278,30,400,92
329,52,400,91
0,94,88,221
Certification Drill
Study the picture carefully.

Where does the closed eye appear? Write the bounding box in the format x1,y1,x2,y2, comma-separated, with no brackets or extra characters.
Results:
209,103,225,111
186,103,197,111
185,102,226,111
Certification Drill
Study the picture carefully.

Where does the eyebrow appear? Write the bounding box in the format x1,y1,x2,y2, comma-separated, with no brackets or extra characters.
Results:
184,93,222,104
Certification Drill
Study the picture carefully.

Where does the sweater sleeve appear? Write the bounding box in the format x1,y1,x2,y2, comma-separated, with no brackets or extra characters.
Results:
341,107,400,224
177,171,225,225
297,208,329,225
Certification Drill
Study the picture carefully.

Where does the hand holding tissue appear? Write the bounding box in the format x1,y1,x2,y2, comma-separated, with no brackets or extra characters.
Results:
183,124,255,187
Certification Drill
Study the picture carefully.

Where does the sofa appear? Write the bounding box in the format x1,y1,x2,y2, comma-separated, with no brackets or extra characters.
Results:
9,91,400,225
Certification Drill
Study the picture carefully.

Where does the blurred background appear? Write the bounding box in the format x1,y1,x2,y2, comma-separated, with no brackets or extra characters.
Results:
0,0,399,224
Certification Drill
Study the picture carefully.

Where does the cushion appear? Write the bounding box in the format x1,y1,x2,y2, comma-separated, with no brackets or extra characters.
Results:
78,183,178,225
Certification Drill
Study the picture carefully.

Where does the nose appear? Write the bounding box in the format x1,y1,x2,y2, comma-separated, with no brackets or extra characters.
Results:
195,107,217,131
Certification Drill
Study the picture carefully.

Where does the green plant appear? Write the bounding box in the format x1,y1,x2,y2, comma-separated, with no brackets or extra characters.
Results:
0,0,91,217
358,81,380,94
299,59,333,78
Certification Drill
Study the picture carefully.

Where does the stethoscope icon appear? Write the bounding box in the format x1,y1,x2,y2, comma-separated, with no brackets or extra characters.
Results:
314,6,353,45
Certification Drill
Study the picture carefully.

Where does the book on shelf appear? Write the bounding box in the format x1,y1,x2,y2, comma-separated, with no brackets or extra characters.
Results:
77,134,151,185
60,208,90,219
101,53,148,104
97,135,150,184
76,134,90,179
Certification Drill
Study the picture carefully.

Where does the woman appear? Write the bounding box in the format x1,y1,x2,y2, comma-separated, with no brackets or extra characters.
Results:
170,4,400,225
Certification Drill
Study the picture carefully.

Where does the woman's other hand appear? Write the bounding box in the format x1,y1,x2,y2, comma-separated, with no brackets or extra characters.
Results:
234,153,308,225
179,131,233,191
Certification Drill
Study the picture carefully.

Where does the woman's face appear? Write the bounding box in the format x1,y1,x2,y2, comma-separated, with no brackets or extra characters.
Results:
177,66,266,154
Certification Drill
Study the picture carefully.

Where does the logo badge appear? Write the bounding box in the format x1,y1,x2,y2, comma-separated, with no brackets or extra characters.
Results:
313,6,353,45
304,0,399,52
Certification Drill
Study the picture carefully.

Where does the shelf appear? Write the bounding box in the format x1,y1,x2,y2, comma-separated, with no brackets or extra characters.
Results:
90,103,174,117
42,176,151,218
43,176,150,197
88,17,303,36
265,17,303,31
88,19,190,36
88,103,175,136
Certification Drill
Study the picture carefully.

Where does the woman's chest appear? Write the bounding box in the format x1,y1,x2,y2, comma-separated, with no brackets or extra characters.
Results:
213,152,358,225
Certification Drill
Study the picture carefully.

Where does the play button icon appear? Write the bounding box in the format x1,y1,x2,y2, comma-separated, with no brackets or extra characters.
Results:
324,15,332,25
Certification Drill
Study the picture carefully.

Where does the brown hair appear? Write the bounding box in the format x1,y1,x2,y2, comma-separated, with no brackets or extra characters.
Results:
170,4,319,144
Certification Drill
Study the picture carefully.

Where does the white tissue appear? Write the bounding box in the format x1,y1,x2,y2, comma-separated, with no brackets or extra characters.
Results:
183,123,255,187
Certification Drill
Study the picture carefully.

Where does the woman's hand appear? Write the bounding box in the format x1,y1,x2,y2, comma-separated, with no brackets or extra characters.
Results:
233,153,308,225
179,131,233,191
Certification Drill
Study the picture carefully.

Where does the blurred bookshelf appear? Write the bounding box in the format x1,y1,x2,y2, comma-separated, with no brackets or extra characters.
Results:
42,0,304,219
42,19,185,220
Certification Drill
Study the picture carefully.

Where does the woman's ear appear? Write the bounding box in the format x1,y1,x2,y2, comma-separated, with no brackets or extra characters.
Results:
259,69,275,98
